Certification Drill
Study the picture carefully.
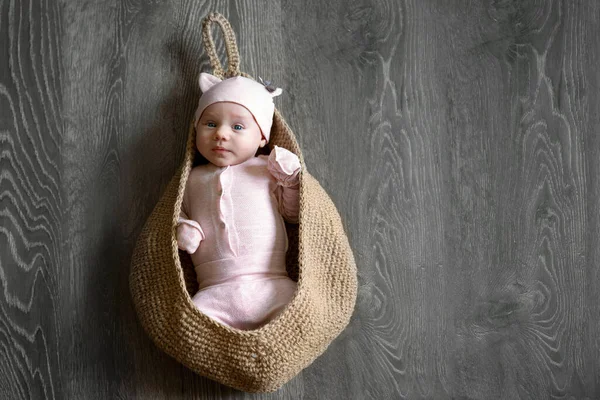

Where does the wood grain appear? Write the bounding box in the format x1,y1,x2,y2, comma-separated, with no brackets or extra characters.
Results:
0,0,64,398
1,0,599,398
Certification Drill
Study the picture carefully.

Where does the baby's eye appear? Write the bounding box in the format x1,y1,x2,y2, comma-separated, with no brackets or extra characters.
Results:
233,124,243,130
207,122,217,128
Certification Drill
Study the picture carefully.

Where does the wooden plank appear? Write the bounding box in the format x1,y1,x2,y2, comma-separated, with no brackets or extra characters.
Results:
1,0,599,398
0,0,64,398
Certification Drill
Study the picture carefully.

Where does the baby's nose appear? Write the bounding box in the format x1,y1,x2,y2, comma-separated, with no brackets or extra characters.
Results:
214,127,230,140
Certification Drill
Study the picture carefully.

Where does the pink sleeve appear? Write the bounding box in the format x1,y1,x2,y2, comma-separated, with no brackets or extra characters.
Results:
178,183,205,239
180,184,190,220
267,146,301,224
179,200,190,221
275,185,300,223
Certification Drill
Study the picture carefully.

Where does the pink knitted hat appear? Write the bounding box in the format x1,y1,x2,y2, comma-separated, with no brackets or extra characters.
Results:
193,73,282,142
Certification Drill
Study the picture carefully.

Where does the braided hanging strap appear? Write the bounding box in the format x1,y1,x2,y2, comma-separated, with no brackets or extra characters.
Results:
201,12,241,79
130,12,357,393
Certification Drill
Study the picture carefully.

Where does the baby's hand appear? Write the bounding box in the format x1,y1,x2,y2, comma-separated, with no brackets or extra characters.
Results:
267,145,301,187
176,218,205,254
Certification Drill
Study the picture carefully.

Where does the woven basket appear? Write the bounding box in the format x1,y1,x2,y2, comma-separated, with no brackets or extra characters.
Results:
129,12,358,393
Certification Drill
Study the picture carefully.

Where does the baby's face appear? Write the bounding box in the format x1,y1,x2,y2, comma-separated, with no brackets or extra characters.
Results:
196,102,266,167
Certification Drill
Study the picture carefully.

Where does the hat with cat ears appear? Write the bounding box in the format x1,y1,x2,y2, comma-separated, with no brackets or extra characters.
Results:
193,72,282,142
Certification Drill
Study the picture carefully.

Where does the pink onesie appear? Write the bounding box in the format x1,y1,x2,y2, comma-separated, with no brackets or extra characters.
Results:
179,149,299,330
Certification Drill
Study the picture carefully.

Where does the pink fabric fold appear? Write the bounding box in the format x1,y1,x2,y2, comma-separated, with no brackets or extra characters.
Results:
267,145,301,187
194,251,288,290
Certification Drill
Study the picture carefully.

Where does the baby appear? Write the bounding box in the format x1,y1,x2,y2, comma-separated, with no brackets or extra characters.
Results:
177,72,300,330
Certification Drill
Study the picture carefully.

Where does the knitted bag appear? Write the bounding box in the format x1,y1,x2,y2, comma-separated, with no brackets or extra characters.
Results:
129,12,358,393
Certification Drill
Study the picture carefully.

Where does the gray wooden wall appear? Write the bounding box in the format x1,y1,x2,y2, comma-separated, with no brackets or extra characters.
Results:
1,0,599,399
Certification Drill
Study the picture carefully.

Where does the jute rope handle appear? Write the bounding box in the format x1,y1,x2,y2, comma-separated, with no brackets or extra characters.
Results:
201,12,242,79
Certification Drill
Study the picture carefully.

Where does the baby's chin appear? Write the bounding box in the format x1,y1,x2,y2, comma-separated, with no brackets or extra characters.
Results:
199,151,255,167
207,156,232,167
212,160,233,167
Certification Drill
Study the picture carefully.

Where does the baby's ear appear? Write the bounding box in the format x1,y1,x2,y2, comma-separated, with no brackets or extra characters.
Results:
199,73,222,92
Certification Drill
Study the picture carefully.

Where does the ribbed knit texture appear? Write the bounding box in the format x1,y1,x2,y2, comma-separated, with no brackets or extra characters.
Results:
129,12,358,393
